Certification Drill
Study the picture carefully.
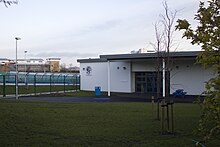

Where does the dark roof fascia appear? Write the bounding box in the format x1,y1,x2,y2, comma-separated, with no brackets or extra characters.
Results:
77,58,107,63
100,51,202,60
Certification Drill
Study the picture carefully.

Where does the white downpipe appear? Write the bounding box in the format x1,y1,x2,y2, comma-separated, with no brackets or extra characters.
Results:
162,59,166,97
107,61,111,97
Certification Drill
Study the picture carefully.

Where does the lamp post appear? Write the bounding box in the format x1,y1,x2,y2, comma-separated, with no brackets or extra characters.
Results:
24,50,27,85
15,37,21,99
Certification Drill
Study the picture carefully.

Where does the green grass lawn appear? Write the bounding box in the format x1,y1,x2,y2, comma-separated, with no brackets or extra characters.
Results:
0,100,219,146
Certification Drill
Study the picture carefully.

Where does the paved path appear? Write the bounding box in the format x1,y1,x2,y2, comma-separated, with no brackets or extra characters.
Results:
15,96,147,102
1,93,197,103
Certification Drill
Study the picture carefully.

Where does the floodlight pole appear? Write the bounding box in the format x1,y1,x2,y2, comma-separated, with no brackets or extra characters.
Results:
15,37,21,99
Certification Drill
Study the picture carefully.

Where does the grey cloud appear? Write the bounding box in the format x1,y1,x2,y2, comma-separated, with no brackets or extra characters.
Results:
70,19,121,37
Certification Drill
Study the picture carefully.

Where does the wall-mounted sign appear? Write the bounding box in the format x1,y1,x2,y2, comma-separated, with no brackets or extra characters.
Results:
86,66,92,76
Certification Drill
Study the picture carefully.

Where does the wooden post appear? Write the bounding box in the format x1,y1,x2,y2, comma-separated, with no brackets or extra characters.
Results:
152,96,155,119
157,97,165,120
157,99,160,120
167,103,170,131
170,102,174,133
161,103,167,135
167,101,174,134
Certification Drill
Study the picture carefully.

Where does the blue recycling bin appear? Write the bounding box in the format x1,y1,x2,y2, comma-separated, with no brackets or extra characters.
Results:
95,86,101,96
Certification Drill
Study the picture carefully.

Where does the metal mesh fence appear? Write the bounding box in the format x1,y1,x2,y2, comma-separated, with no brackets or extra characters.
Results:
0,72,80,97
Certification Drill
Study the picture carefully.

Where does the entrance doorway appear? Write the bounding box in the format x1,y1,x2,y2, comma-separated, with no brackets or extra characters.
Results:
135,72,162,94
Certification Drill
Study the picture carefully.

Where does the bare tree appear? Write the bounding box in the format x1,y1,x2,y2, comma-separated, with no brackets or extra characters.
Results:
160,1,178,98
151,1,178,98
150,22,164,98
0,0,19,8
60,63,67,73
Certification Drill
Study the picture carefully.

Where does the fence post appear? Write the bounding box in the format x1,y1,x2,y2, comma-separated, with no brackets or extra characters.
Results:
63,75,66,93
73,75,75,91
34,74,36,95
50,75,52,94
75,75,78,91
77,75,80,91
25,73,28,90
3,75,6,97
14,75,16,95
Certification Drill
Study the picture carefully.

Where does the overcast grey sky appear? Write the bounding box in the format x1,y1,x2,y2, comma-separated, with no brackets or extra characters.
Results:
0,0,200,66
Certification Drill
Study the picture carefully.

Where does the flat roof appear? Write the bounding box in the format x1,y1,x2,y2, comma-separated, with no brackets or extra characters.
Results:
100,51,202,60
77,51,202,63
77,58,107,63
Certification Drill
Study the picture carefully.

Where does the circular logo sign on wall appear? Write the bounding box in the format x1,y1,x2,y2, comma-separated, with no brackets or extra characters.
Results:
86,66,92,76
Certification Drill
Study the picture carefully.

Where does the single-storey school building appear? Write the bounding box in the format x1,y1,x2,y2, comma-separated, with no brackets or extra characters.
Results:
77,51,213,96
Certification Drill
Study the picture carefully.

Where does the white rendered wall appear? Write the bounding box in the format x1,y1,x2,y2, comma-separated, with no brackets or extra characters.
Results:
80,59,213,95
131,59,213,95
170,59,213,95
110,62,131,92
80,62,108,91
80,61,131,92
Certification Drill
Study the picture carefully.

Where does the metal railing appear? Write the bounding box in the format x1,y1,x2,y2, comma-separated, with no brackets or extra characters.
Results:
0,72,80,98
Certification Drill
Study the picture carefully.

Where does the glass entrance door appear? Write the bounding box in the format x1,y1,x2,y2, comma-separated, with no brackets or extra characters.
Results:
146,75,156,94
135,72,161,94
135,72,146,93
